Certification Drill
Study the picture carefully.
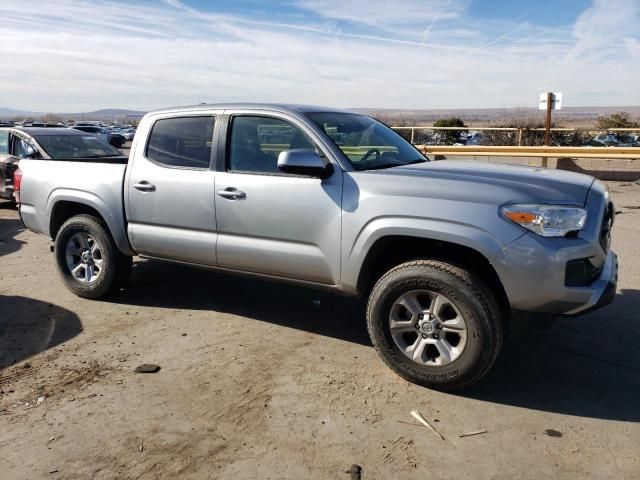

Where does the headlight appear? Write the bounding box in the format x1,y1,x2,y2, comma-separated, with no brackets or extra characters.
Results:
501,204,587,237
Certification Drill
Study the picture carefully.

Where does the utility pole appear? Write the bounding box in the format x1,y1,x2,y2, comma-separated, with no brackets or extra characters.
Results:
544,92,552,146
541,92,554,168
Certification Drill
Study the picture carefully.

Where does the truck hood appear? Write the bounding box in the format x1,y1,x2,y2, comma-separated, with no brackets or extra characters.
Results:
379,160,595,205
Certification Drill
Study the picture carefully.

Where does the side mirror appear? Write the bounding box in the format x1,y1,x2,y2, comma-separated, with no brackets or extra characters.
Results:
277,149,333,178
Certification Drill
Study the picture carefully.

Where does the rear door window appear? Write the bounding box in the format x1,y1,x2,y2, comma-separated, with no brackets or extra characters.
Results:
146,116,215,169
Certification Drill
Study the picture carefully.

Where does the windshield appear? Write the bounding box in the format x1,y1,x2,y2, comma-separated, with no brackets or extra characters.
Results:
306,112,427,171
35,134,122,159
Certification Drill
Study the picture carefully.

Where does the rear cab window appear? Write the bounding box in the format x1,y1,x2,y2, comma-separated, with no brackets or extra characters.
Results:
146,116,215,169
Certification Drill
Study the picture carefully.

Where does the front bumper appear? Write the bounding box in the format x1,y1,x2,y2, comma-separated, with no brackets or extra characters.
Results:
491,231,618,315
563,250,617,315
490,180,617,316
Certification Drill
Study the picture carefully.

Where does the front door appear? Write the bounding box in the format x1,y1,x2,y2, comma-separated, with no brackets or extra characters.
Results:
215,114,343,284
126,115,218,265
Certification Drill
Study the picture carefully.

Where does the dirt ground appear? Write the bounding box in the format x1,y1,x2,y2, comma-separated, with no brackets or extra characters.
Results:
1,182,639,480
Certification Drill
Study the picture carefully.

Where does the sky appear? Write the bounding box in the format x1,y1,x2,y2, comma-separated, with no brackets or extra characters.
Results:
0,0,638,112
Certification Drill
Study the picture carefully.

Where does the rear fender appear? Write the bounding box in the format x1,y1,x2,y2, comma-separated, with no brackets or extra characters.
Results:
46,188,134,256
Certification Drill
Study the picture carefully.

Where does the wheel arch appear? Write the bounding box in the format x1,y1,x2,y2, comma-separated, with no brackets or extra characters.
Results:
47,193,134,256
355,234,511,321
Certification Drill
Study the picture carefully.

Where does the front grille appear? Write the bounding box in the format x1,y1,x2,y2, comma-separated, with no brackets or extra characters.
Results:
599,201,614,252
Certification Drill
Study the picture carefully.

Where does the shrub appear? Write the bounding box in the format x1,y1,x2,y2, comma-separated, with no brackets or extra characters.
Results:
595,112,639,130
432,117,467,144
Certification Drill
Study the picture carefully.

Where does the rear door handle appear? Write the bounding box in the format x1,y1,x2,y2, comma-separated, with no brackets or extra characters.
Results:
217,188,246,200
133,181,156,192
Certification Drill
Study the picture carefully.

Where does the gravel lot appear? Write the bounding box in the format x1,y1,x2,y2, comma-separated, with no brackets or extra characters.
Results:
1,182,639,479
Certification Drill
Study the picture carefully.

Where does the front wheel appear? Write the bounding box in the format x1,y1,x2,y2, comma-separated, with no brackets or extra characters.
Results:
367,260,503,390
54,214,131,299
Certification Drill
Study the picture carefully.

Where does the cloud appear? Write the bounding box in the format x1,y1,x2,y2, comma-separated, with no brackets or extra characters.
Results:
572,0,640,56
0,0,637,112
294,0,469,26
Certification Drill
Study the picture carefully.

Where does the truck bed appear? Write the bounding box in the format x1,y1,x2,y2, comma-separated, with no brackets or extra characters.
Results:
18,159,132,255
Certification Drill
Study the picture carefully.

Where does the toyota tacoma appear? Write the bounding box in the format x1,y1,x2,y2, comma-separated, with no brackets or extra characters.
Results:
16,104,618,390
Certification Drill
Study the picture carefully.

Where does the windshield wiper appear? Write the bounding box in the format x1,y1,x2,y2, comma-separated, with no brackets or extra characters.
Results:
364,159,427,171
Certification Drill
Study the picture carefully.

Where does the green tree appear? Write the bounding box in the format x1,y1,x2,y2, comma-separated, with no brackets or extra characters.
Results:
433,117,467,144
595,112,639,130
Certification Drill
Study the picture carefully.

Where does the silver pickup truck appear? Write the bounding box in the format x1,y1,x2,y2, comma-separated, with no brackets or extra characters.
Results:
17,103,618,390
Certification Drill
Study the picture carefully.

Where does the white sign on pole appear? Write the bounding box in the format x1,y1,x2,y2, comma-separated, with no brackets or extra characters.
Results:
539,92,563,110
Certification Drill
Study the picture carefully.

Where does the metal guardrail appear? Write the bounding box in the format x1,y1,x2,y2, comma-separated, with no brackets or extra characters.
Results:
394,126,640,132
418,145,640,160
393,126,640,145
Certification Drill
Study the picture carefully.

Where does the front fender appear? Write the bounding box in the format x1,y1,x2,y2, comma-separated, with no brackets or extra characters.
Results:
340,215,522,294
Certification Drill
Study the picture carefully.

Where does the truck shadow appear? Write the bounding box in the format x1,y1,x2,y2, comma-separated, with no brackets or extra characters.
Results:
557,158,640,182
0,216,25,258
0,296,83,369
114,259,371,346
115,260,640,422
463,288,640,422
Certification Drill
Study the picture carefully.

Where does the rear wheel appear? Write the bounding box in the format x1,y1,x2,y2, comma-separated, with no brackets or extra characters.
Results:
367,260,503,390
54,214,131,299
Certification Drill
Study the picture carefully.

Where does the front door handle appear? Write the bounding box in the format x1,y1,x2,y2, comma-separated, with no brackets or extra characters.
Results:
133,181,156,192
217,188,246,200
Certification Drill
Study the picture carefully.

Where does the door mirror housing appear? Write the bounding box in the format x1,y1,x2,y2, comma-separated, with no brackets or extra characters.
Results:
277,149,333,178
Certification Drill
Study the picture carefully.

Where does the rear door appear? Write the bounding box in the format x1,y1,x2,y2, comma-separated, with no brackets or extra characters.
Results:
214,112,343,284
126,114,218,265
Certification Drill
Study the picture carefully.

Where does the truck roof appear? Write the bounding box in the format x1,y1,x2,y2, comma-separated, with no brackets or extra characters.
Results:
148,103,352,116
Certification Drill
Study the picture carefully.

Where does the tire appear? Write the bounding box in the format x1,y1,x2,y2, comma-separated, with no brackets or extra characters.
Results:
366,260,503,391
54,214,132,299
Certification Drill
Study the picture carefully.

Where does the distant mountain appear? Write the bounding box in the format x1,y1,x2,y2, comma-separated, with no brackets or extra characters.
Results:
82,108,146,117
0,106,37,116
0,107,146,121
63,108,146,120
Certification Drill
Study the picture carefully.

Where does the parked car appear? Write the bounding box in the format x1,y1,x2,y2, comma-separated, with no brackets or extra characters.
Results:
17,104,617,390
0,129,23,201
0,127,125,202
455,131,486,146
121,128,136,141
585,132,640,147
109,132,126,148
72,125,126,148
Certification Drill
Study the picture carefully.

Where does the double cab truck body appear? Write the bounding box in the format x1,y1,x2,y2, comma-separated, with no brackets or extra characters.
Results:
17,104,617,389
